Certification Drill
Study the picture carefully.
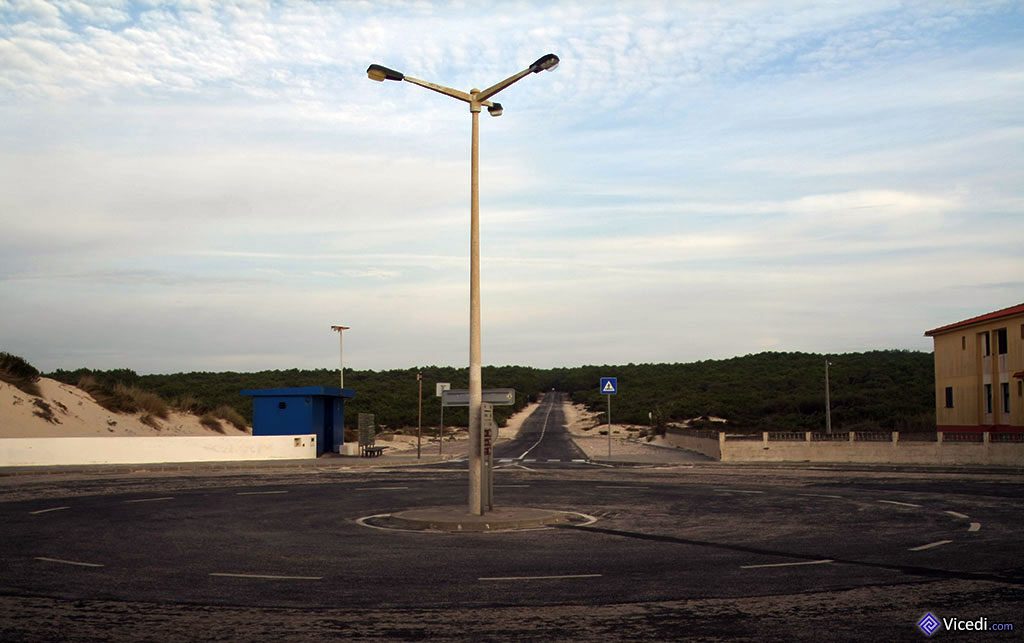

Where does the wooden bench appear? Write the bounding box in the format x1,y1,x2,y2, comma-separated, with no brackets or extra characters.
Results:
361,445,386,457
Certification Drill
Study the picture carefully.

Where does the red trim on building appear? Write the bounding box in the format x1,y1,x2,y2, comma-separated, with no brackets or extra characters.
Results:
936,425,1023,433
924,302,1024,337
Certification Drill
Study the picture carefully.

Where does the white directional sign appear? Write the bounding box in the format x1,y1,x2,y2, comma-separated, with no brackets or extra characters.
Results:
441,388,515,407
436,382,451,397
600,377,618,394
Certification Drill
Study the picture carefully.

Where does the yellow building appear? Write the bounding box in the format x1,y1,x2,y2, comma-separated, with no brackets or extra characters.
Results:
925,303,1024,432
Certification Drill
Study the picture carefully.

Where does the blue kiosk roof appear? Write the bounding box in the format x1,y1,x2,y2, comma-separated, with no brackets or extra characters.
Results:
240,386,355,399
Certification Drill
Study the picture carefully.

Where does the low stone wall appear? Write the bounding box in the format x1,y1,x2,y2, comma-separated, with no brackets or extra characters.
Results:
663,429,721,459
0,435,317,467
718,432,1024,466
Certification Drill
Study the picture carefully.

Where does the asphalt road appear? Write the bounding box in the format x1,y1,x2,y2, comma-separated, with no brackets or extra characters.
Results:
1,409,1022,640
493,391,589,466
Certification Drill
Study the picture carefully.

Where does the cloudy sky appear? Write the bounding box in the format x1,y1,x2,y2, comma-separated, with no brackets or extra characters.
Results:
1,0,1022,374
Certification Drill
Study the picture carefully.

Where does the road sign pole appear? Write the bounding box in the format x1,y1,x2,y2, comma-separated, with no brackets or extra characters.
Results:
417,372,422,460
439,403,444,456
607,394,611,457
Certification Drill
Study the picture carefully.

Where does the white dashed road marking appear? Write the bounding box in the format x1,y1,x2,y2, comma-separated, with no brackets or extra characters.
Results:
596,486,649,490
355,487,410,491
878,500,921,508
945,511,970,519
123,497,175,504
798,494,844,499
35,557,104,568
29,506,70,515
495,485,531,488
908,540,953,552
236,491,289,496
479,574,602,582
741,559,833,569
969,522,981,532
210,573,322,580
719,489,763,494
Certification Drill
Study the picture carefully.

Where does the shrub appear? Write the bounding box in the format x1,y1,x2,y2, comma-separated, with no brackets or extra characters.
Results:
119,385,169,419
0,352,42,397
32,399,59,424
139,413,161,430
79,376,136,413
172,394,204,414
211,405,247,431
78,377,171,420
199,413,226,434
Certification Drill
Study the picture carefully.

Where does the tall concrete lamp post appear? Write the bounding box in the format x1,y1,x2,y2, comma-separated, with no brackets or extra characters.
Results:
331,325,350,389
367,54,559,515
825,358,833,434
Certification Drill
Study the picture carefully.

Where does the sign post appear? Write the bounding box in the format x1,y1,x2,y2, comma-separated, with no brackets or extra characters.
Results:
436,383,450,455
441,388,512,507
600,377,617,457
481,402,495,510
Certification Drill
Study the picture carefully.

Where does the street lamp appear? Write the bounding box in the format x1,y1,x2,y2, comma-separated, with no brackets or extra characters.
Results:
330,325,350,389
367,54,559,515
825,358,833,434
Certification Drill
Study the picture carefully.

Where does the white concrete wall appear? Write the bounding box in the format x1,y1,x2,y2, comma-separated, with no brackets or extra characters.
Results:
0,435,317,467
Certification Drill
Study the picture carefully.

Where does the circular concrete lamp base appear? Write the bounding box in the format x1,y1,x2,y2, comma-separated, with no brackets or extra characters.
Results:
359,506,597,533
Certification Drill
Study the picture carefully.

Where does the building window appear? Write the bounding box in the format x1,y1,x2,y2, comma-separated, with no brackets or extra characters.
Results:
1003,383,1011,414
278,401,287,410
944,387,954,408
981,332,991,356
984,384,992,414
962,336,966,350
996,328,1008,355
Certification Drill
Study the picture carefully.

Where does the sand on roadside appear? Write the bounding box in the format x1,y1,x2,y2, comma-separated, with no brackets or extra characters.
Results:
375,399,541,453
0,378,248,438
562,399,683,459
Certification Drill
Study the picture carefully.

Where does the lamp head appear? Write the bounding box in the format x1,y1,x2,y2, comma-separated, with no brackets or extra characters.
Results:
367,64,404,82
487,102,503,117
530,53,559,73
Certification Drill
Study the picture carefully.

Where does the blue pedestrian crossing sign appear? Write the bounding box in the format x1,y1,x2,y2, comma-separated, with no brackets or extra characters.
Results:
600,377,618,395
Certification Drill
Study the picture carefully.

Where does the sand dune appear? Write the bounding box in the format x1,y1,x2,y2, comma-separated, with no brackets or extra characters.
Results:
0,377,248,438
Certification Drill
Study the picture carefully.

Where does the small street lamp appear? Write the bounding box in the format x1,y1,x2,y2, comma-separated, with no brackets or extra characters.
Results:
367,54,559,515
330,325,350,389
825,358,833,434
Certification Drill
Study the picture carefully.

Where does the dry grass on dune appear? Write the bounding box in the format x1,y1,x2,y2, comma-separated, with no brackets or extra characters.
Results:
0,352,42,397
78,377,170,420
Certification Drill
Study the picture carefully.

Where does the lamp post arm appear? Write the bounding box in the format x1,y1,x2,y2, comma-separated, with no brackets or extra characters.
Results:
475,67,533,102
402,76,474,103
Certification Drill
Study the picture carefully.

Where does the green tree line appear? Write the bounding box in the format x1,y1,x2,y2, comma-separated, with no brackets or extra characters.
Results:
46,350,935,432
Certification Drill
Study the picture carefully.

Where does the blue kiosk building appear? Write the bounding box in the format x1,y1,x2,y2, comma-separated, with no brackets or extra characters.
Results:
241,386,355,456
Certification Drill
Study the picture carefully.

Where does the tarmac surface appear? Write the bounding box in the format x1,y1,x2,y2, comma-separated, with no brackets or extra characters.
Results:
1,399,1022,641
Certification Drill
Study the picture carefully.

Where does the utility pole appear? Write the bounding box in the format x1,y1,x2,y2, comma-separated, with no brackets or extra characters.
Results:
825,358,833,434
416,372,423,459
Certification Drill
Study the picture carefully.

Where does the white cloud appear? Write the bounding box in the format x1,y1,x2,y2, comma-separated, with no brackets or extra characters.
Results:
1,1,1022,372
